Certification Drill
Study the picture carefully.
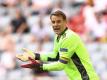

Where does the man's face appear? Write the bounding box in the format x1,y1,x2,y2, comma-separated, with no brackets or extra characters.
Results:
51,15,67,35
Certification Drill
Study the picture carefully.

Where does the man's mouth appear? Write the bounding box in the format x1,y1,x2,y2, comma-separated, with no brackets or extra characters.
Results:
54,28,60,30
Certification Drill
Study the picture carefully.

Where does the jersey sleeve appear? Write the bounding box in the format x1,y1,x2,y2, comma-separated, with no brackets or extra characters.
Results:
43,61,66,71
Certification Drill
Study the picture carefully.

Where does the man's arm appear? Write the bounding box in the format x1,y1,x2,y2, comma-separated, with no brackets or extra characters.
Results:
21,57,68,71
16,50,59,62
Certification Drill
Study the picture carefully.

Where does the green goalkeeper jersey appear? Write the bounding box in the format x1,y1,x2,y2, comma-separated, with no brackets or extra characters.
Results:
39,28,99,80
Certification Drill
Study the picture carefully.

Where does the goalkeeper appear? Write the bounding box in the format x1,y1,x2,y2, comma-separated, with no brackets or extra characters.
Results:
16,10,99,80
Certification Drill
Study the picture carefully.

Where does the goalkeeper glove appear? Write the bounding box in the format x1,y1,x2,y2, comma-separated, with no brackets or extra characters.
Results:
16,48,35,62
21,57,43,70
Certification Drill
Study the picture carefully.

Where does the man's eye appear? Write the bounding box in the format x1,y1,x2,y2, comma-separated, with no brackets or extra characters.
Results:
57,20,61,23
52,21,55,24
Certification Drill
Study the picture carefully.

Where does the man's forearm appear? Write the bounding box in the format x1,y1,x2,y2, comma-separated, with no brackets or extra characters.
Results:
43,61,66,71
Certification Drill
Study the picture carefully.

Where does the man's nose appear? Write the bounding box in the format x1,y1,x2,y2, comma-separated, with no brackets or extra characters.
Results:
54,23,58,26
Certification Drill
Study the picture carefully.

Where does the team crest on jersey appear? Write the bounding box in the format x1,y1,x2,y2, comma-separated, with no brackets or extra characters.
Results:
60,48,68,52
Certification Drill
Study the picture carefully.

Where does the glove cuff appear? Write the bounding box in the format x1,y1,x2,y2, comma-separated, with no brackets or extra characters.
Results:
35,53,40,60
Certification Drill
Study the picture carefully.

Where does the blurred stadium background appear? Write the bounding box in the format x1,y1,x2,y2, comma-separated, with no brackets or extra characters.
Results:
0,0,107,80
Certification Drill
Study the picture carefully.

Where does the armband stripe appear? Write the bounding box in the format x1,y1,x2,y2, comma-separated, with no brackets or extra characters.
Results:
59,59,68,64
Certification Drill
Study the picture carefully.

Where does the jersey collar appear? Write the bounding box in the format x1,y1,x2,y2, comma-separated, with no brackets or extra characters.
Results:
57,27,68,42
60,27,68,36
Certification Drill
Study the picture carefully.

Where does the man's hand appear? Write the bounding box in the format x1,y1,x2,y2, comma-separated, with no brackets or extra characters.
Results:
21,57,42,70
16,48,35,62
